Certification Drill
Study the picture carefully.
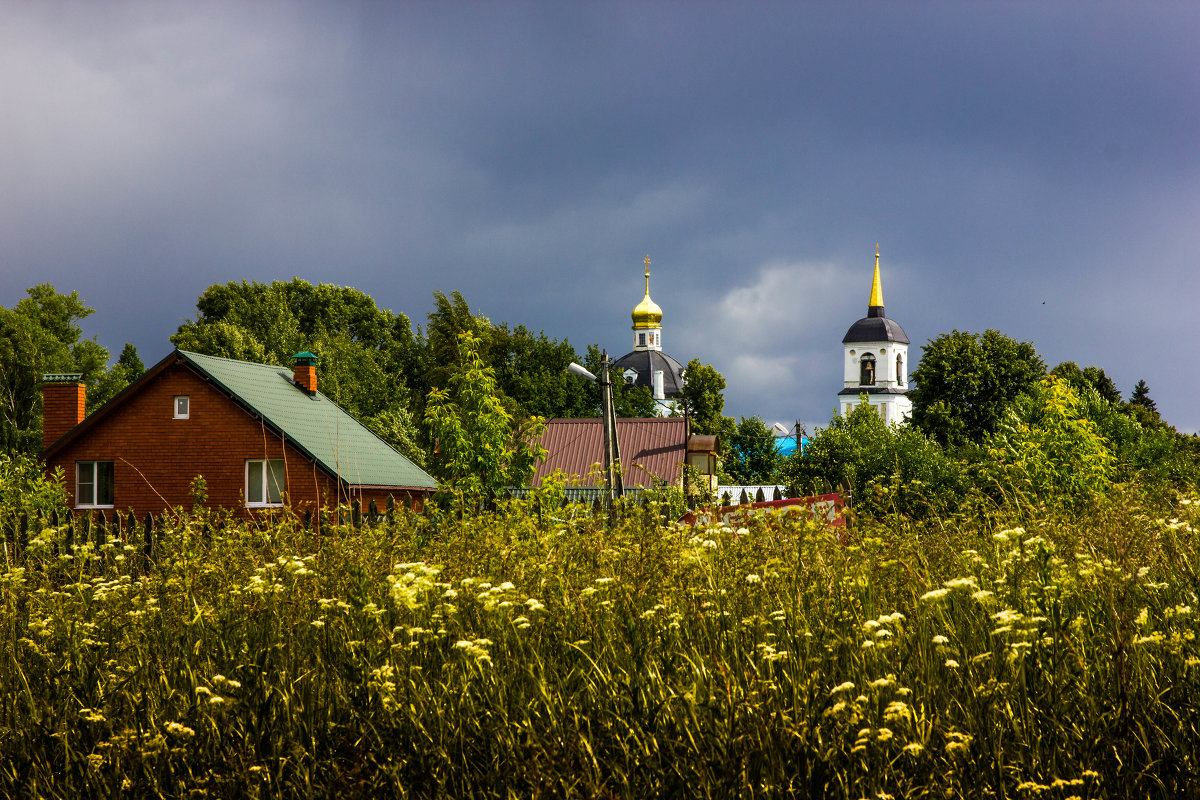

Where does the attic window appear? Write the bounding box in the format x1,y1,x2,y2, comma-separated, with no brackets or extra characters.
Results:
174,396,190,419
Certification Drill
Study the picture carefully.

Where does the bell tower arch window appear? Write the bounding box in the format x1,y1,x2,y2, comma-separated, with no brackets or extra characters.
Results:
860,354,876,386
896,353,904,385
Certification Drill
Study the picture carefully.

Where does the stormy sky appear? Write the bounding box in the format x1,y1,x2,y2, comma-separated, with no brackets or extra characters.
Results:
4,2,1198,431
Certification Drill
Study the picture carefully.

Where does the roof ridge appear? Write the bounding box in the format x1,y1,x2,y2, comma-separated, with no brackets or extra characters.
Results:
179,349,288,371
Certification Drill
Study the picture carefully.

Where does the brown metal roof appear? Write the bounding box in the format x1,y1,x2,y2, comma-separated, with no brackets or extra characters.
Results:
530,417,688,487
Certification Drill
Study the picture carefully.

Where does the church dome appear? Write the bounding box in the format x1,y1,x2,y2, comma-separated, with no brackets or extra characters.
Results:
612,349,686,398
632,292,663,329
631,256,663,329
842,314,910,344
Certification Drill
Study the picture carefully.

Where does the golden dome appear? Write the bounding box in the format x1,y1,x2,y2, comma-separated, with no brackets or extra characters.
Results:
632,255,663,330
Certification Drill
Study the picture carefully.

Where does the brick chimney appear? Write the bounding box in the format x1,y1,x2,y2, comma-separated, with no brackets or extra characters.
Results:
42,373,86,451
292,351,318,395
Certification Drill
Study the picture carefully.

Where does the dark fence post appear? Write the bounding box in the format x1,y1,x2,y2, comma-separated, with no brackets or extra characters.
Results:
386,494,395,525
17,512,29,561
65,512,74,552
81,513,91,556
368,498,379,527
303,509,312,530
143,513,154,570
95,510,107,551
739,489,749,506
755,488,765,503
352,499,362,529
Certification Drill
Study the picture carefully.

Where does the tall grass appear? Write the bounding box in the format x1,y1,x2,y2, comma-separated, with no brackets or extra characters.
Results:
2,484,1199,798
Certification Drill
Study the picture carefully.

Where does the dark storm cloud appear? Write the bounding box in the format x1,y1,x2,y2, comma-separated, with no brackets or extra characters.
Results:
2,2,1197,429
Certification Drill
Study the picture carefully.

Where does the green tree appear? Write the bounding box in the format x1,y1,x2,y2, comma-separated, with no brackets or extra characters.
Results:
981,377,1114,509
425,332,546,506
725,416,784,485
421,294,645,421
491,324,594,420
417,290,495,403
676,359,735,442
777,398,962,515
173,279,426,465
1129,379,1157,416
908,329,1046,448
0,285,111,454
582,345,657,418
89,343,147,410
1050,361,1121,405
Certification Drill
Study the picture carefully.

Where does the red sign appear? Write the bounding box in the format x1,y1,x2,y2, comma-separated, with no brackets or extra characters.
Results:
678,493,845,528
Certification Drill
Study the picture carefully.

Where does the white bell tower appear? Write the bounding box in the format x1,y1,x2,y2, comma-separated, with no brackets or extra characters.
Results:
837,246,912,423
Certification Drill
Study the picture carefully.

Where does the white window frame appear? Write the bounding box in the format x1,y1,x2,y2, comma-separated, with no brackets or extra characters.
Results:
245,459,286,507
76,461,114,509
174,395,190,419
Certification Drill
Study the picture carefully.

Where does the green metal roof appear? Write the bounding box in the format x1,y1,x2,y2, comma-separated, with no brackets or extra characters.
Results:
179,350,436,490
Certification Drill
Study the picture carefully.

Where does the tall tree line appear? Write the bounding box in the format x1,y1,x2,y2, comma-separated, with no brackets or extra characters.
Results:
2,281,659,474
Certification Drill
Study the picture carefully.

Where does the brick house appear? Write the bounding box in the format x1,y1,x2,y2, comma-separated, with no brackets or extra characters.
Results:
41,349,437,517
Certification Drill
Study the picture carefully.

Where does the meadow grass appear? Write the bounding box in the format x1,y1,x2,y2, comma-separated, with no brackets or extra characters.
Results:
2,488,1199,798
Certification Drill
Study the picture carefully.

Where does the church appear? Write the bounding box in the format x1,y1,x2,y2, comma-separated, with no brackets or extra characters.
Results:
837,246,912,422
612,256,687,414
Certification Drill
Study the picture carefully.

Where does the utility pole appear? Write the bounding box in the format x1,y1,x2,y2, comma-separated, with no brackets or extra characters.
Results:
599,351,623,502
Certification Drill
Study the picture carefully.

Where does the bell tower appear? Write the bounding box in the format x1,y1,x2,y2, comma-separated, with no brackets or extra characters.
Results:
837,246,912,423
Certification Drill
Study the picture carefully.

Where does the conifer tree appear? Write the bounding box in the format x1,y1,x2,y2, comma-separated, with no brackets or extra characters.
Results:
1129,379,1157,414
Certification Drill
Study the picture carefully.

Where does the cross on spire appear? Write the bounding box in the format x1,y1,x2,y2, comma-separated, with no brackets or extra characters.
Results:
643,254,651,278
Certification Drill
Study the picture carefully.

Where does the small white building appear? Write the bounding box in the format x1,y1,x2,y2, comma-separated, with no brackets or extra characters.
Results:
837,247,912,423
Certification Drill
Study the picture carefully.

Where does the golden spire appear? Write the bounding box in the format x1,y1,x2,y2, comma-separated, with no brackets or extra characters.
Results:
632,254,663,329
869,243,884,309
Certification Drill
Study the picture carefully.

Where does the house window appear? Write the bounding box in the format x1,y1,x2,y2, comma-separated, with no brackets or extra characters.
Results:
174,395,190,419
687,452,716,475
860,354,876,386
76,461,114,508
246,459,286,506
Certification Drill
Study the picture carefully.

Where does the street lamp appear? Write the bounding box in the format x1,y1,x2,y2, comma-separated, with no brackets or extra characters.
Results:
567,353,623,502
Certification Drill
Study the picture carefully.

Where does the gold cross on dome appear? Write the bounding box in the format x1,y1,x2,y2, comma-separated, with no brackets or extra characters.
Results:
643,254,651,277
